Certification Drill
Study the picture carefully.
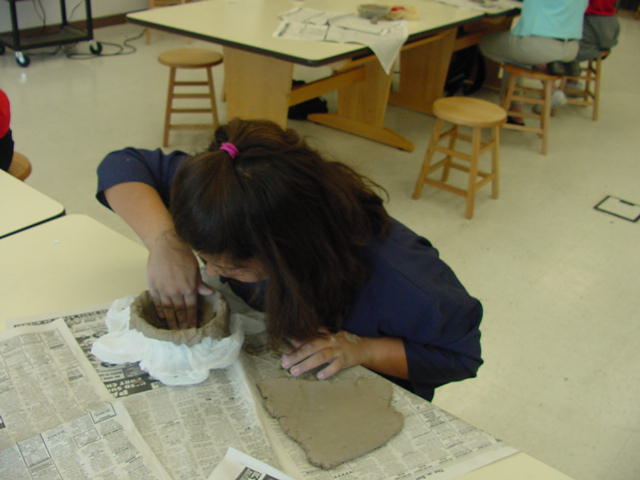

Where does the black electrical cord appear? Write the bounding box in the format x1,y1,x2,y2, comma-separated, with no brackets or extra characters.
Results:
33,0,47,33
10,28,145,62
21,1,142,60
64,28,145,59
69,1,83,20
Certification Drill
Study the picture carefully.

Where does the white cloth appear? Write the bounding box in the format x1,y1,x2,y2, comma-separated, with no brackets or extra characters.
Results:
274,8,408,74
91,295,244,386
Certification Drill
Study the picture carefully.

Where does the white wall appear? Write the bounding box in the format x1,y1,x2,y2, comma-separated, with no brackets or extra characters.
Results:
1,0,147,32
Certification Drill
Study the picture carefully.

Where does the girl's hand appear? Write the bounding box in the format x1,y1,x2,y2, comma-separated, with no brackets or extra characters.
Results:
280,330,368,380
103,182,212,329
147,228,213,330
281,329,409,380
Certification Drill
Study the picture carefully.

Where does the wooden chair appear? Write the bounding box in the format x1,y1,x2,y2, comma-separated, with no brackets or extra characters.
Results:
145,0,192,44
561,51,607,121
412,97,506,219
8,152,32,181
501,64,560,155
159,48,223,147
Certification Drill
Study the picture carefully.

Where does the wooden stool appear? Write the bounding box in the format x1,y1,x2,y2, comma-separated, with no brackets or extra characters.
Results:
8,152,32,181
412,97,506,219
159,48,223,147
502,64,559,155
561,51,607,121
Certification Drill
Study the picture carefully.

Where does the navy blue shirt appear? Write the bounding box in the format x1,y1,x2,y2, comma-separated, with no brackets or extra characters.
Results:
97,148,483,401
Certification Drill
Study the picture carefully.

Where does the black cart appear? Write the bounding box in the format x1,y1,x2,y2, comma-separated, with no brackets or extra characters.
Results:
0,0,103,67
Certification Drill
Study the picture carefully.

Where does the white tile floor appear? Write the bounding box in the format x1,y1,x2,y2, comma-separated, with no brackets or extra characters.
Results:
2,14,639,480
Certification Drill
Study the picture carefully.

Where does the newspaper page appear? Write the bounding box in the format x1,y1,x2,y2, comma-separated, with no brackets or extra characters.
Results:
237,351,518,480
9,297,517,480
0,320,171,479
9,308,280,480
119,365,279,479
208,447,296,480
6,306,164,398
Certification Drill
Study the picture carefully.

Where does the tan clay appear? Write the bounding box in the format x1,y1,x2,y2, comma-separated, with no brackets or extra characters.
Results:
257,376,403,469
129,290,230,346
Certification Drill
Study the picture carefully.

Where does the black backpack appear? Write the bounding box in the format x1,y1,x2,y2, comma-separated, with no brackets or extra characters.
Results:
288,80,329,120
444,45,486,97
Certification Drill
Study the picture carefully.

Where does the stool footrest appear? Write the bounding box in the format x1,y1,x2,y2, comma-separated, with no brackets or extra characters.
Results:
509,110,544,120
174,81,209,86
503,122,542,134
474,173,495,190
453,134,497,155
510,94,544,105
423,170,494,196
439,126,457,140
171,93,214,99
564,88,595,101
565,98,593,106
423,179,467,198
515,85,546,95
447,162,493,179
170,108,216,113
563,73,591,81
425,157,452,174
168,124,216,130
434,146,471,162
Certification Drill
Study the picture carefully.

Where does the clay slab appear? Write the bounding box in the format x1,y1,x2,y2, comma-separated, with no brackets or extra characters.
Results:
257,376,404,469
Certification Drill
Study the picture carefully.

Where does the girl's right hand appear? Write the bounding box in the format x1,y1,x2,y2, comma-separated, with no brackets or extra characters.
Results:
146,228,213,330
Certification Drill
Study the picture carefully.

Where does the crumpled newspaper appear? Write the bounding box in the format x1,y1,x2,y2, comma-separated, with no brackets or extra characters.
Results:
91,293,244,386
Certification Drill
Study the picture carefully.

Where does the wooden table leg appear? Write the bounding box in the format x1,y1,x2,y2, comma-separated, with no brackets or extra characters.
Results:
484,57,503,91
223,46,293,128
224,46,414,151
389,28,456,115
308,56,414,152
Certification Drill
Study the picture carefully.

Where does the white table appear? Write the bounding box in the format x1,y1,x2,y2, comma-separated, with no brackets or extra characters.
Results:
0,214,147,330
0,169,65,238
460,451,574,479
0,214,574,479
128,0,512,151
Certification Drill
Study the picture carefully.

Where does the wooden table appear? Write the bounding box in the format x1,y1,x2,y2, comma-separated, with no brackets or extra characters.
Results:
127,0,516,151
0,169,65,238
0,214,147,331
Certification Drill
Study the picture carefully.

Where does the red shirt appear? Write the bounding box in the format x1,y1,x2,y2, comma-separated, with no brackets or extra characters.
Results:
586,0,617,15
0,89,10,138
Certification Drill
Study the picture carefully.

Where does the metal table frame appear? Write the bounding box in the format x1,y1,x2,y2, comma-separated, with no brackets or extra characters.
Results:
0,0,101,66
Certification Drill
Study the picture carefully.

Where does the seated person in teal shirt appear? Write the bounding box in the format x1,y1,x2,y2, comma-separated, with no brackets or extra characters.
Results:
480,0,588,124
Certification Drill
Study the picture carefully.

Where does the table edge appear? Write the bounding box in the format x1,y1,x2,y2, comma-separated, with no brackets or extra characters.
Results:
127,11,502,67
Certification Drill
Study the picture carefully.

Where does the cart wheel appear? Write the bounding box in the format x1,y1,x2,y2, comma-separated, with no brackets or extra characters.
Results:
89,41,103,55
15,51,30,67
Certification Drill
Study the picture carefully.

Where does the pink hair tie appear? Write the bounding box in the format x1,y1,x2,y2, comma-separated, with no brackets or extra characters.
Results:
219,142,239,159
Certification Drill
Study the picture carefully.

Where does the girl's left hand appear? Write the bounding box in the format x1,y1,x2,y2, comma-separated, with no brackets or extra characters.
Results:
280,330,367,380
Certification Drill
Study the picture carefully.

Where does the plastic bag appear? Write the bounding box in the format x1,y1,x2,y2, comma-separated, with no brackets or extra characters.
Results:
91,293,244,386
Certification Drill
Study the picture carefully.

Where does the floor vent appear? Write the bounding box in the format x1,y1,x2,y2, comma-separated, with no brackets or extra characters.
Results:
594,195,640,222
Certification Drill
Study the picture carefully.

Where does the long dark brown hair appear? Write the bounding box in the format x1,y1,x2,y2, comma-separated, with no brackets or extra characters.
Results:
170,119,390,346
